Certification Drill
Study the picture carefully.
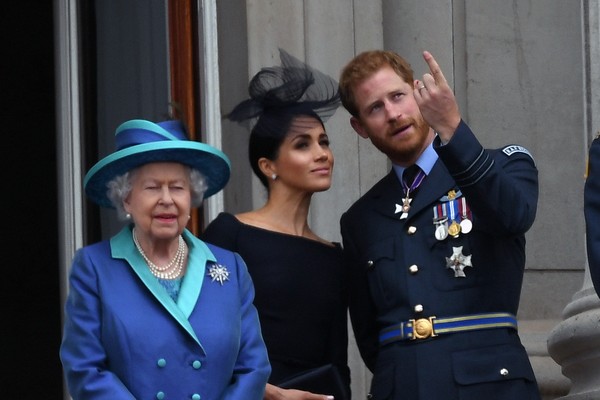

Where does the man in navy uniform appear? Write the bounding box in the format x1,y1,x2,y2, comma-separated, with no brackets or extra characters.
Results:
338,50,541,399
585,134,600,297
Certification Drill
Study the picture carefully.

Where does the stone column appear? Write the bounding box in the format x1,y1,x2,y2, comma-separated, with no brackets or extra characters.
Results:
547,1,600,398
547,266,600,399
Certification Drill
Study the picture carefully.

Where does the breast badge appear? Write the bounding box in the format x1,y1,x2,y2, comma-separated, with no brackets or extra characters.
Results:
445,246,473,277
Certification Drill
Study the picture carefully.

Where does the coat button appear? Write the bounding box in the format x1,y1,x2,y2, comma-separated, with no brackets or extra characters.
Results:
500,368,509,376
192,360,202,369
366,260,374,269
156,391,165,400
407,226,417,234
409,265,419,274
414,304,424,313
157,358,166,368
192,394,201,400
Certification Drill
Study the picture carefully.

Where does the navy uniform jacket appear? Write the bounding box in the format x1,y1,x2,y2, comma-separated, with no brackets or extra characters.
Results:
341,121,541,399
585,136,600,296
60,226,270,400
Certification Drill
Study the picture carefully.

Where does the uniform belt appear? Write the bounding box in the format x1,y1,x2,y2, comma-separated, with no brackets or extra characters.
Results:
379,312,517,345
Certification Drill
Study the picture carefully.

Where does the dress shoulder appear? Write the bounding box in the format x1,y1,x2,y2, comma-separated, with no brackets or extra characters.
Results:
201,212,242,250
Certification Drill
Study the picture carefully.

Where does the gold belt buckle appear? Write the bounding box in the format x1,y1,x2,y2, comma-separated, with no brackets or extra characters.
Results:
410,316,437,340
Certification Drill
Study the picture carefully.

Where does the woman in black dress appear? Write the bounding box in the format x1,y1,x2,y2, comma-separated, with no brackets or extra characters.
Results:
202,49,350,400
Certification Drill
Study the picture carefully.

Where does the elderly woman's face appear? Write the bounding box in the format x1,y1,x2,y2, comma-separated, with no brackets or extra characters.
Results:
124,162,191,242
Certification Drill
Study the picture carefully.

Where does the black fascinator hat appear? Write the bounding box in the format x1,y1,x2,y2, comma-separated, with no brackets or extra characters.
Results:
226,48,341,188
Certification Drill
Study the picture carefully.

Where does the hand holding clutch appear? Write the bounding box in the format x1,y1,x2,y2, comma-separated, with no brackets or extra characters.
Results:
277,364,349,400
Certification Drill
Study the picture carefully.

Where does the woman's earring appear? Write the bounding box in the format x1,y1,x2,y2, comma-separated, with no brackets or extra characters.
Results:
126,213,131,220
271,173,277,181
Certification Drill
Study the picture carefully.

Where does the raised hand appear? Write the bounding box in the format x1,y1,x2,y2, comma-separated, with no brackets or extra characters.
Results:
413,51,462,143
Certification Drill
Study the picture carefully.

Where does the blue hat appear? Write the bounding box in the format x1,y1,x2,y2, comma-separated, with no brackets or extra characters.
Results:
84,119,231,208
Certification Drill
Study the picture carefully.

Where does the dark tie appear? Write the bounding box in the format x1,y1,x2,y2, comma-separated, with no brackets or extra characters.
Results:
403,165,420,186
402,165,425,195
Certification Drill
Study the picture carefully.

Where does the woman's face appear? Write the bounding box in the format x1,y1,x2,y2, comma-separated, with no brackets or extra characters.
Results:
270,115,334,193
124,162,191,243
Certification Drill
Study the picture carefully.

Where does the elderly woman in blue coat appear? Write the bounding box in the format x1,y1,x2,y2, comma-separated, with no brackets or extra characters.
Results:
60,119,271,399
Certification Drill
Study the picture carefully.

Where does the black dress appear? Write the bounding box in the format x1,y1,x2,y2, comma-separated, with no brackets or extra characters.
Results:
201,212,350,396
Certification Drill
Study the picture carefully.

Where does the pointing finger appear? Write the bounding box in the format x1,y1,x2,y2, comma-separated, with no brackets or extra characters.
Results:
422,51,448,86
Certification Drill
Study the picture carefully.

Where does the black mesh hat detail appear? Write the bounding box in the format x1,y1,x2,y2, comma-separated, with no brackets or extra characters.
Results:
226,48,341,134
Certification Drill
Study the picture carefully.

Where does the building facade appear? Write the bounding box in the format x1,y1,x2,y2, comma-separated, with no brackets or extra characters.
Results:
10,1,598,398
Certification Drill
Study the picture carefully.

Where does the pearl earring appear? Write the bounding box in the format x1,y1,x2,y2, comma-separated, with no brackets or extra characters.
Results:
126,213,131,219
271,173,277,181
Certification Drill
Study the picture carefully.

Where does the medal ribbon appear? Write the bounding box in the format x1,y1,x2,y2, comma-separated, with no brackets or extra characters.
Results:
435,203,448,221
459,197,471,220
449,199,459,223
402,167,426,195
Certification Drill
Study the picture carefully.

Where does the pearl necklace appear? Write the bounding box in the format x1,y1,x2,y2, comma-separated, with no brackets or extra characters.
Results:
133,228,187,280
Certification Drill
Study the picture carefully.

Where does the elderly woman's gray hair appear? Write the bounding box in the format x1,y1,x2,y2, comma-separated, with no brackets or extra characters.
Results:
106,166,208,220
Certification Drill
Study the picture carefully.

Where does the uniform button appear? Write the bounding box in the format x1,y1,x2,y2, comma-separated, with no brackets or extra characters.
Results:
156,391,165,400
408,265,419,274
414,304,424,313
192,394,201,400
500,368,509,376
407,226,417,234
366,260,374,269
192,360,202,369
157,358,166,368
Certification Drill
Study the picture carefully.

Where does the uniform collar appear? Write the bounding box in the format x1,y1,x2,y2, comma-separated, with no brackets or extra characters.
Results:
392,141,438,182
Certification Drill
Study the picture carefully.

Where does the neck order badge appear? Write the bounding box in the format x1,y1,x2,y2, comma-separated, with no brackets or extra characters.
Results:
397,165,425,219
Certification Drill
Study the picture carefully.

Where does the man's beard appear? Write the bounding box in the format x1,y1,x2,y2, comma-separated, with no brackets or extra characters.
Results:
371,116,432,165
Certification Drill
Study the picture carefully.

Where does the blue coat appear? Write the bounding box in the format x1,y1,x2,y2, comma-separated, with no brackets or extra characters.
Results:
60,226,271,400
585,136,600,297
341,121,541,399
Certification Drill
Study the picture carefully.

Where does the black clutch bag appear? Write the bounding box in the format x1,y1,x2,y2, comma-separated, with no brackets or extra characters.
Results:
277,364,349,400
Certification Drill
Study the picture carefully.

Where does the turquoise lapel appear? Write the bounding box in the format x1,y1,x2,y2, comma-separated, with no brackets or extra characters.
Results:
110,226,216,348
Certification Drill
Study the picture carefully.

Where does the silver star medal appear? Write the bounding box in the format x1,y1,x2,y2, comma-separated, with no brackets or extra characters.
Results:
445,246,473,278
395,203,406,219
208,264,230,285
395,197,412,219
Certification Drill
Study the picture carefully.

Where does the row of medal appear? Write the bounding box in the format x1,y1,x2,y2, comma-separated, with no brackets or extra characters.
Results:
433,195,473,241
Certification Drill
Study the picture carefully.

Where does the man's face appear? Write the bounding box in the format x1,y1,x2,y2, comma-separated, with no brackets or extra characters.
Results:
350,66,433,166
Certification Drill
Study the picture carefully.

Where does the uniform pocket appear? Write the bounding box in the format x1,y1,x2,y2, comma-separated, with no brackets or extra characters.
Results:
361,237,400,308
452,343,538,399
